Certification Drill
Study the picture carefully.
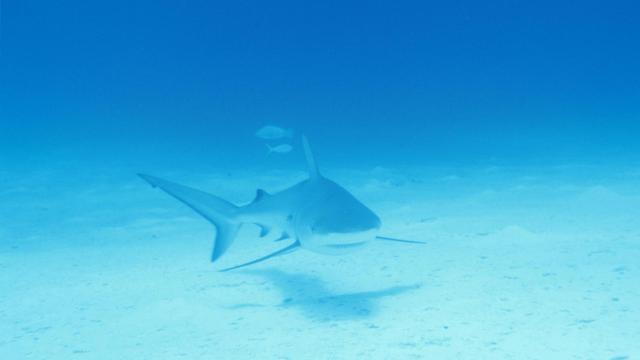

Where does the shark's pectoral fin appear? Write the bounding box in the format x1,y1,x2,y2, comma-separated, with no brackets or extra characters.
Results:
376,236,426,245
219,241,300,272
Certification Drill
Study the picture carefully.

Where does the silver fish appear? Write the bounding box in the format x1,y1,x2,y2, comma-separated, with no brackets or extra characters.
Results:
255,125,294,140
267,143,293,154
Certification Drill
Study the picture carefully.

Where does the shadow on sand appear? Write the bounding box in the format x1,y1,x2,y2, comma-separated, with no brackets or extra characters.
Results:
239,268,421,321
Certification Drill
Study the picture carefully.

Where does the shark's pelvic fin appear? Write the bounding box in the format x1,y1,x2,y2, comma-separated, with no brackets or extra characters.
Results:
274,232,290,241
219,241,300,272
301,135,320,178
376,236,426,245
255,223,270,237
138,174,241,262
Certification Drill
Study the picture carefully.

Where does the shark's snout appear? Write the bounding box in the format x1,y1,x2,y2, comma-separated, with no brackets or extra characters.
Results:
310,217,380,235
310,203,381,235
290,175,383,256
299,208,381,255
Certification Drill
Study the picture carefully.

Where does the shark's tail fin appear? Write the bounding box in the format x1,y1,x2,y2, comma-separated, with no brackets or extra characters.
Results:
138,174,240,262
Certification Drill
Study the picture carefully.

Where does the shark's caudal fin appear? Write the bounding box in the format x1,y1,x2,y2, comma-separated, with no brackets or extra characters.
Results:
138,174,240,262
301,135,320,178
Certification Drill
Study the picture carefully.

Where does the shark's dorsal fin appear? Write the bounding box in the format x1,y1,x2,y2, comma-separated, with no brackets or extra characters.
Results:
302,135,320,178
253,189,269,203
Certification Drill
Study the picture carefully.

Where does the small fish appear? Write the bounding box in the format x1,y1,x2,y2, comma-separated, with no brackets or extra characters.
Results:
255,125,294,140
266,143,293,154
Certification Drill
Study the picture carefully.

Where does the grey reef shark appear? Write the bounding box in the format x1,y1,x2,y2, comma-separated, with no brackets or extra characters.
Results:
139,135,423,271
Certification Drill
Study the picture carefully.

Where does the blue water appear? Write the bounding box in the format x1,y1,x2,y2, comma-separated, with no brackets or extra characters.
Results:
2,1,639,359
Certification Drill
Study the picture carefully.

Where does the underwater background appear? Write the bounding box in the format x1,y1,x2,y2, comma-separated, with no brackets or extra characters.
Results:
1,1,639,359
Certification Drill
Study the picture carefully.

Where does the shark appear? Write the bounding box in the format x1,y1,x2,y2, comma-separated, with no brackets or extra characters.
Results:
139,135,423,271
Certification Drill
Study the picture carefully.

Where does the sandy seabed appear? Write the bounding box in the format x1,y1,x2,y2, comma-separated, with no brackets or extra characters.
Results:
1,163,639,359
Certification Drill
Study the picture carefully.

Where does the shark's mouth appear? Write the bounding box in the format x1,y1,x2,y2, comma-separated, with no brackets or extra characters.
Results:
300,228,378,255
325,241,368,249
